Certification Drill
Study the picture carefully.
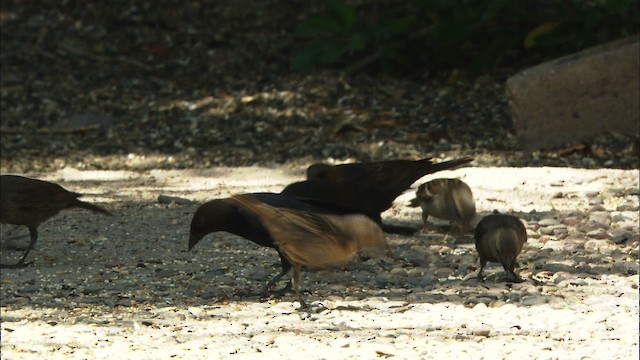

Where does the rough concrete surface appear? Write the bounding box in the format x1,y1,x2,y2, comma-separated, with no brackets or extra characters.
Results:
507,36,640,151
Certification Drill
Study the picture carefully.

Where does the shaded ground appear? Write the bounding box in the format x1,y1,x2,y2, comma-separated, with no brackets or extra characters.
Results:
1,1,638,174
0,166,638,358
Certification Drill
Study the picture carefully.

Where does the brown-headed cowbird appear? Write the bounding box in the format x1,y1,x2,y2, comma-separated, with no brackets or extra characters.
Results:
189,193,342,293
306,157,474,197
1,175,112,268
408,178,476,232
231,193,386,308
474,214,527,282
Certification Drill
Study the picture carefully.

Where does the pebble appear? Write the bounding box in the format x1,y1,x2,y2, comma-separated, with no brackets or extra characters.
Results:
586,229,611,240
616,204,639,212
538,218,560,226
611,229,633,244
540,224,567,235
542,261,576,273
589,212,612,227
18,285,40,293
588,197,604,205
521,295,549,306
469,325,491,337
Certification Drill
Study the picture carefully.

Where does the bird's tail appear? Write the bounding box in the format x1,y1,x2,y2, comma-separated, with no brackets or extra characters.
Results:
73,199,113,216
420,156,474,175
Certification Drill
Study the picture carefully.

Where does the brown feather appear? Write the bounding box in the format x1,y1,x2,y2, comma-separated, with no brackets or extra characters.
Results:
231,193,386,307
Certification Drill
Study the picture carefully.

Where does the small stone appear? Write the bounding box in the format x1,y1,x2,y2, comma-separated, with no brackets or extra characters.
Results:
469,325,491,337
586,229,610,239
562,216,581,226
18,285,40,293
611,229,633,244
589,211,612,227
584,191,600,198
617,204,639,212
588,197,604,205
522,295,549,306
543,262,576,273
539,218,560,226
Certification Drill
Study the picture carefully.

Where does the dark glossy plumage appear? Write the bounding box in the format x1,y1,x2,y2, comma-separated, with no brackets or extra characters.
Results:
306,157,474,201
1,175,112,268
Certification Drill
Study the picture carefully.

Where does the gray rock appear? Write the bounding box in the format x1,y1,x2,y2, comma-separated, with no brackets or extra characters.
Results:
469,325,491,337
586,229,611,240
507,36,639,150
588,197,604,206
542,261,577,273
521,295,550,306
539,218,561,226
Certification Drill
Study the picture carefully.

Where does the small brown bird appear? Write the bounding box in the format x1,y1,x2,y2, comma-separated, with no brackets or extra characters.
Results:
1,175,112,268
232,193,386,308
474,214,527,282
409,178,476,232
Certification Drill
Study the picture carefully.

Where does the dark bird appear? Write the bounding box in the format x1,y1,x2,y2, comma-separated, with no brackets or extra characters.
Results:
1,175,112,268
281,179,417,235
294,157,474,231
231,193,386,308
408,178,476,232
189,193,342,293
474,214,527,282
306,157,474,198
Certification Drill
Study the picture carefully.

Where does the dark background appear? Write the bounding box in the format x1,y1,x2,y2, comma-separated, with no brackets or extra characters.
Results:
1,0,638,173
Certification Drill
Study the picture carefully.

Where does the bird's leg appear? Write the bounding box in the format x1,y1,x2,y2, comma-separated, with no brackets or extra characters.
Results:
1,227,37,269
476,260,486,282
292,263,307,308
506,261,524,283
419,213,432,234
262,252,293,295
263,270,286,291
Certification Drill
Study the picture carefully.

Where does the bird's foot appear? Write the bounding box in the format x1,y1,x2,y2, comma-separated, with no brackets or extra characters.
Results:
262,281,292,297
505,273,525,283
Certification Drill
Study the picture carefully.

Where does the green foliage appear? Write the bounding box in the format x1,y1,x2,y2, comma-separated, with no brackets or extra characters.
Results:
293,0,640,74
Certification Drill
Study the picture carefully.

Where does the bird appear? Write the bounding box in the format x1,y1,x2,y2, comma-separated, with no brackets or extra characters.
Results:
231,193,386,308
474,214,527,282
408,178,476,232
188,193,343,293
295,157,474,231
281,179,416,235
0,175,112,268
306,157,474,198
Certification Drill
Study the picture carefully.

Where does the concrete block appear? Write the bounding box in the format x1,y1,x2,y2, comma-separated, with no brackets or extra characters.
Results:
507,36,639,151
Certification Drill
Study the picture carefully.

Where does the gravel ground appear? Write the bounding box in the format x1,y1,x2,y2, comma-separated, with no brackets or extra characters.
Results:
1,165,638,359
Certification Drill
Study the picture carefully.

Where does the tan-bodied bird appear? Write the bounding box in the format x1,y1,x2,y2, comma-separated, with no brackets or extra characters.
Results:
474,214,527,283
188,193,342,294
409,178,476,232
0,175,112,268
231,193,386,308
